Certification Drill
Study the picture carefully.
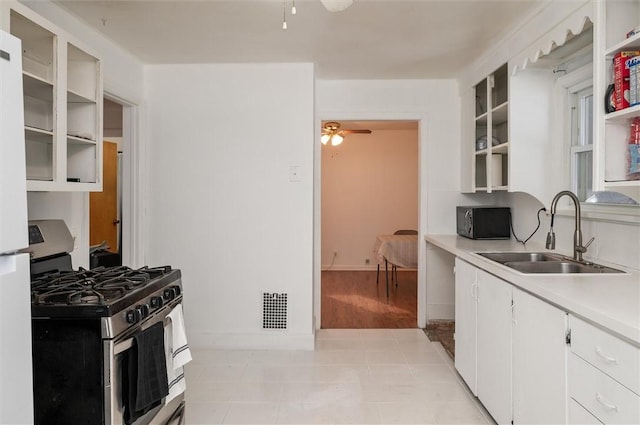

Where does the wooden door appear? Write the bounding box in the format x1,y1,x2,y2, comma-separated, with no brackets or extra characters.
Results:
90,141,118,251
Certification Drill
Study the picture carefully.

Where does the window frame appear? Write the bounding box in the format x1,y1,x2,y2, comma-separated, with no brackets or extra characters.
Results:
568,84,594,201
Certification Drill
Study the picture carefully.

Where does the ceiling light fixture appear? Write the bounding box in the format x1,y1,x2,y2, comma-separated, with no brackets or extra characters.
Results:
321,121,372,146
282,1,287,30
321,122,345,146
320,0,353,13
292,1,297,15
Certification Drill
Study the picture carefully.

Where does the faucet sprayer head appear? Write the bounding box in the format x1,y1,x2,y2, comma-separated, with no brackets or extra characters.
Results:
546,230,556,249
546,212,556,249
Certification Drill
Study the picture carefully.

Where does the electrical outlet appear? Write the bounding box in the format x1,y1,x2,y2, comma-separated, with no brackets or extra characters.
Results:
365,258,370,265
333,250,337,257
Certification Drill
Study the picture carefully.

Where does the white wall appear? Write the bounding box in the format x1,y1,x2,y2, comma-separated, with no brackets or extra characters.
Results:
315,79,485,326
18,1,145,102
321,128,418,270
27,192,89,267
144,63,315,349
507,192,640,270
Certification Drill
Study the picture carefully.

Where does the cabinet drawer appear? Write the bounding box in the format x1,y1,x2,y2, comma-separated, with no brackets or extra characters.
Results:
569,398,603,424
569,354,640,424
570,316,639,394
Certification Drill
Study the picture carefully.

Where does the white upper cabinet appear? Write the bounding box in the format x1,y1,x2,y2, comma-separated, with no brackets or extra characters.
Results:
460,1,640,206
596,0,640,203
462,1,595,203
2,2,102,192
470,64,509,193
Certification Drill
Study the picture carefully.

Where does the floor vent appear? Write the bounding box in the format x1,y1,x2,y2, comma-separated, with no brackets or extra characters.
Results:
262,292,288,329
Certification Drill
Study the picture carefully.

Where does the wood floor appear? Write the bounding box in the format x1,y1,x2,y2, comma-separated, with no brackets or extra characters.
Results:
321,270,417,328
321,270,456,359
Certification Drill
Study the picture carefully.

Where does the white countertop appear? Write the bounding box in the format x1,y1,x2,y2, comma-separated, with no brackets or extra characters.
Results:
425,234,640,346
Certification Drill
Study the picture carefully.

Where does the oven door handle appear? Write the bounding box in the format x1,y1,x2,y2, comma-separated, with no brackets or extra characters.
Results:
113,316,173,355
114,337,134,355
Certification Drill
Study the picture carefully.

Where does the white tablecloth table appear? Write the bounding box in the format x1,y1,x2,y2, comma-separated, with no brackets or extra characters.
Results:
373,234,418,297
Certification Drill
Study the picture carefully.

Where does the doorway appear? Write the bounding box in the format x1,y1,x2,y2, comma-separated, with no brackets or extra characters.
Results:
89,98,123,267
320,120,419,328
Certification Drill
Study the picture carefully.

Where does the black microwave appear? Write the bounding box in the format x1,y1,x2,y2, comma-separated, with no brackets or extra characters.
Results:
456,206,511,240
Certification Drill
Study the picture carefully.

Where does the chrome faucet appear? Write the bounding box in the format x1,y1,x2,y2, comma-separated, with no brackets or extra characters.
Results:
546,190,594,262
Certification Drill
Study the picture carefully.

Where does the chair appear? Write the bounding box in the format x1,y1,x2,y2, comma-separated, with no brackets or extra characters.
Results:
376,229,418,288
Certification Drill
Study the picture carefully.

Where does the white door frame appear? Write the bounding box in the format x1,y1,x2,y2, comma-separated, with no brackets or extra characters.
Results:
103,90,146,268
313,112,429,330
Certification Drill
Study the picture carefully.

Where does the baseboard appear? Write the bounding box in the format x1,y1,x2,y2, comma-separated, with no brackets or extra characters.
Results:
321,265,417,272
427,303,455,321
188,330,315,350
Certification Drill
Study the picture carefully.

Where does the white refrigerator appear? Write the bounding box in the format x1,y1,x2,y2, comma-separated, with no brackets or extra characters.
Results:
0,29,35,424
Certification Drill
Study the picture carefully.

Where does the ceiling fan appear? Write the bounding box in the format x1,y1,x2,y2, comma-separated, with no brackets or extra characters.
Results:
321,121,372,146
320,0,354,12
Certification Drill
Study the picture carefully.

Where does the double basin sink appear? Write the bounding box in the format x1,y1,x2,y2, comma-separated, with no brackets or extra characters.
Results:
477,252,624,274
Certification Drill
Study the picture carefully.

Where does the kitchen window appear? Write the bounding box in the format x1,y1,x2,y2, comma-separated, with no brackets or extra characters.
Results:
570,85,593,202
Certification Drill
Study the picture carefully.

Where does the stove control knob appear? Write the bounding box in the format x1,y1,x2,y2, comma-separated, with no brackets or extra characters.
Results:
172,285,182,297
126,309,141,324
163,287,176,301
138,304,150,319
150,296,164,309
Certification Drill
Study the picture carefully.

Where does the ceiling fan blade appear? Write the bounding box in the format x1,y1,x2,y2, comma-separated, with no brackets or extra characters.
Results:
341,129,372,134
320,0,353,13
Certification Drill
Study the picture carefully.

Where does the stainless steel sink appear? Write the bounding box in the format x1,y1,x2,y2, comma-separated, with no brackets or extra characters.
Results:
478,252,562,264
476,251,624,274
503,261,623,274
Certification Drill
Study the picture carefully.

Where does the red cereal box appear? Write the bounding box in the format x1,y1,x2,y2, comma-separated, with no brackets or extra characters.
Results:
614,50,640,110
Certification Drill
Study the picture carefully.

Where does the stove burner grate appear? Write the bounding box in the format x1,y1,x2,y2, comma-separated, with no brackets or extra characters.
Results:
31,265,173,306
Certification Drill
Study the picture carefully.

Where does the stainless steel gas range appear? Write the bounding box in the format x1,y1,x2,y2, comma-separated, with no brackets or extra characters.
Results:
27,220,188,425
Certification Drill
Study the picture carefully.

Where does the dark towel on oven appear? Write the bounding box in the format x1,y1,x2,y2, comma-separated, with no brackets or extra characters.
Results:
123,321,169,424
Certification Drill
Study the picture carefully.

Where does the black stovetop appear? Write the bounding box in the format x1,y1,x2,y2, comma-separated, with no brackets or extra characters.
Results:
30,266,181,318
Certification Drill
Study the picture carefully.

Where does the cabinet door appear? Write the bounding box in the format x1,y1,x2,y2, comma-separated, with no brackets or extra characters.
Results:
0,30,28,253
476,269,512,425
512,287,568,424
454,258,477,394
0,254,34,425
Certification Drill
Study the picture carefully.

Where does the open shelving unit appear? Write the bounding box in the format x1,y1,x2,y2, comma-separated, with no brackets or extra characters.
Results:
8,4,102,191
473,63,509,192
601,6,640,202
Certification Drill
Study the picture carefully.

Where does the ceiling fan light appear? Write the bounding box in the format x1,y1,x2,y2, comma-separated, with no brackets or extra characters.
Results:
321,134,330,145
320,0,353,13
331,133,344,146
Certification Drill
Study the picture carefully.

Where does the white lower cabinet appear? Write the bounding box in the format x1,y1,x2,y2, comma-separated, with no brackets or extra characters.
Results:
454,259,512,424
569,399,603,424
455,259,569,425
476,268,512,425
512,287,568,424
568,315,640,424
454,258,478,395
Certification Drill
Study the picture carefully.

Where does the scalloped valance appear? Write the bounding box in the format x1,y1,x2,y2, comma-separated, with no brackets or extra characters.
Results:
511,2,594,75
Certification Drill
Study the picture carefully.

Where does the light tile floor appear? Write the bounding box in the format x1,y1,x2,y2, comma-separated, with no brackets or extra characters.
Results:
185,329,492,424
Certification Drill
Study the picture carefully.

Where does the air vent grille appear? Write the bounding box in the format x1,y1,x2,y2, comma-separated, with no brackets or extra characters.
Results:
262,292,287,330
